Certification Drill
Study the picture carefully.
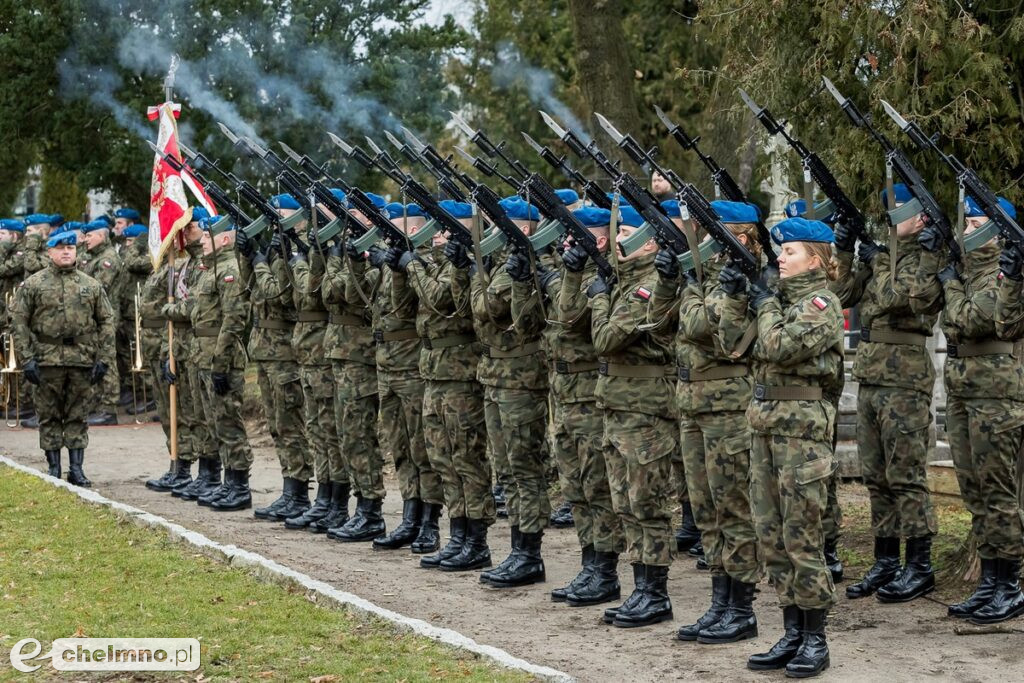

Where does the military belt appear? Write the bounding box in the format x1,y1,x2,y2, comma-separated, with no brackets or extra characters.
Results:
677,365,748,382
329,313,366,327
193,326,220,338
553,359,600,375
295,311,329,323
488,341,541,359
599,362,674,379
140,318,166,329
860,327,928,346
373,328,419,343
422,334,475,350
36,334,81,346
753,384,822,401
947,340,1016,358
255,318,294,331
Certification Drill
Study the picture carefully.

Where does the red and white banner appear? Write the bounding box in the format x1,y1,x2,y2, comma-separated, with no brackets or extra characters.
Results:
147,101,192,268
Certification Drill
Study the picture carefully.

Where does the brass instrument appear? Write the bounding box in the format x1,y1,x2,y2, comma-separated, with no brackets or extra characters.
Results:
129,282,149,425
2,294,20,428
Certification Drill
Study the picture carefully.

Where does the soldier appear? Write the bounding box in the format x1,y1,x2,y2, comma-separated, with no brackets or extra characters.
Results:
928,197,1024,624
78,219,124,426
112,208,142,246
11,231,115,486
21,214,61,279
0,218,25,312
650,200,764,643
118,216,156,414
718,217,842,678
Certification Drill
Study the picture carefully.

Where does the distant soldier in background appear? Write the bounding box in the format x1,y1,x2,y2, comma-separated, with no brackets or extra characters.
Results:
117,213,156,415
79,219,124,426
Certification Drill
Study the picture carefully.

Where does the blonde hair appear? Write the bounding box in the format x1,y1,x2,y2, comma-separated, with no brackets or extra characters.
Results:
802,241,838,281
728,222,762,261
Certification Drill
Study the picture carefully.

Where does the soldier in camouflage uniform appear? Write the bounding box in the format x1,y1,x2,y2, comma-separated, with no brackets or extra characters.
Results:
650,201,763,643
719,217,842,678
11,231,115,487
927,196,1024,624
0,219,25,419
78,219,123,426
118,219,156,414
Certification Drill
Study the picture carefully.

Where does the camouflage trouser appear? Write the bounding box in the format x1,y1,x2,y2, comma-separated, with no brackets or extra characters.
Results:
257,359,309,481
604,409,676,566
680,410,761,583
946,396,1024,560
423,379,494,522
116,320,132,392
185,355,213,460
484,385,550,533
90,355,121,413
300,363,339,485
146,355,195,462
378,369,442,504
147,357,171,449
198,368,253,471
671,450,690,509
551,398,621,552
333,359,383,500
858,385,936,538
751,433,836,609
35,366,92,450
824,470,842,544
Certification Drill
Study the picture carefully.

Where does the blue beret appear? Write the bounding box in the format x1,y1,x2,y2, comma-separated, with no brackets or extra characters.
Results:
572,206,612,228
49,214,64,227
329,188,348,207
200,215,235,233
92,214,114,228
555,189,579,205
24,213,54,226
784,199,836,224
965,195,1017,220
384,202,425,219
191,206,210,223
770,217,835,245
879,183,913,208
62,221,85,233
606,192,632,208
123,225,148,238
660,200,681,218
47,231,77,248
270,194,301,211
114,208,141,221
439,199,473,219
1,218,25,233
618,206,646,228
81,220,110,233
500,197,540,221
364,192,387,209
711,200,759,224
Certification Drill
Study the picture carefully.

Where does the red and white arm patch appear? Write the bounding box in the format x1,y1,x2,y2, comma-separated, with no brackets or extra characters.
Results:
811,296,829,310
634,286,652,301
223,274,235,283
102,260,112,269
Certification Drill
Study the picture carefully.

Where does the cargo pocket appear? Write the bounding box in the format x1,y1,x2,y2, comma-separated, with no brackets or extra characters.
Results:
635,417,676,466
795,456,833,486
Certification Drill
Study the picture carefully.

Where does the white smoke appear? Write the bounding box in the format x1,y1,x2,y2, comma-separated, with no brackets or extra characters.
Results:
490,42,588,139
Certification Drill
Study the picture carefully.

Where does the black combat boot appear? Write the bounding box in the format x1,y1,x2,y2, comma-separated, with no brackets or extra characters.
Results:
479,526,521,583
549,500,574,528
164,459,193,491
198,463,231,507
180,458,220,501
968,558,1024,624
748,605,803,670
846,537,900,599
566,551,621,607
552,545,595,602
410,502,443,553
421,517,467,568
329,497,385,542
603,563,645,624
677,574,730,641
493,484,507,518
440,518,492,571
284,481,332,529
86,410,117,426
675,501,701,552
44,450,62,479
145,461,177,491
824,538,843,583
254,478,296,520
877,536,935,603
784,608,829,678
212,469,252,511
484,530,545,587
311,482,349,534
66,448,92,488
698,577,758,643
949,558,998,618
613,564,672,628
373,498,422,549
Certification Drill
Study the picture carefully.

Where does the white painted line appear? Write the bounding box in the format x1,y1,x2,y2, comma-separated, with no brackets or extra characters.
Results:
0,455,574,682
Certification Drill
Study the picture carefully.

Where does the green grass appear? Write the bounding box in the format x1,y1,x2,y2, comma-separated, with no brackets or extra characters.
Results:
0,467,534,682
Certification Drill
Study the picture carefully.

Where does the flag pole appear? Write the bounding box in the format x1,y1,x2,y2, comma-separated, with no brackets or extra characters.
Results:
163,57,179,464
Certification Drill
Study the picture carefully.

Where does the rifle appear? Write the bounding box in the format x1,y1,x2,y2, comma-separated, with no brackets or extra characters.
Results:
823,78,960,263
739,89,876,248
652,105,778,267
521,132,612,209
397,126,471,203
383,130,467,202
881,100,1024,250
147,141,252,227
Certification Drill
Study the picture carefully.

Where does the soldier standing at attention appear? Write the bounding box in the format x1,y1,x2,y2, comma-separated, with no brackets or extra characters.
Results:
118,216,156,414
11,230,115,486
718,217,842,678
78,219,124,426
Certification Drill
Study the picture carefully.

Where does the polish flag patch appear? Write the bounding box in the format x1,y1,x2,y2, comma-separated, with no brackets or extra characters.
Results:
812,296,829,310
102,260,112,269
634,286,652,301
223,275,235,283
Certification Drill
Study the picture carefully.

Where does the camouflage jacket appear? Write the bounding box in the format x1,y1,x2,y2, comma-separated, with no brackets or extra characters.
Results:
290,252,330,366
185,248,248,371
138,260,170,360
649,256,752,415
238,248,296,362
0,240,23,322
322,251,375,367
345,258,420,373
589,253,675,417
160,243,204,362
11,261,115,368
833,237,939,395
80,241,123,319
118,236,153,319
402,245,480,383
21,233,49,278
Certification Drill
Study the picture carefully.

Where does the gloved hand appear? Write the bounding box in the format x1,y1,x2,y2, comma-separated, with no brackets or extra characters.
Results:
937,263,960,285
918,225,943,253
22,359,41,386
444,241,472,270
1000,243,1024,281
383,246,405,271
89,360,108,386
718,264,748,297
857,241,887,265
307,227,325,251
212,372,231,396
266,232,284,265
681,269,698,289
504,252,532,282
654,249,680,280
396,250,420,271
367,246,388,269
345,239,366,262
537,266,559,292
748,279,774,311
161,359,177,384
561,244,589,273
251,250,268,267
328,241,343,259
586,274,611,298
833,223,856,253
236,229,253,258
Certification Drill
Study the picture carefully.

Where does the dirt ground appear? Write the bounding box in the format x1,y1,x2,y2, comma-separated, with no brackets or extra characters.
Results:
2,421,1021,682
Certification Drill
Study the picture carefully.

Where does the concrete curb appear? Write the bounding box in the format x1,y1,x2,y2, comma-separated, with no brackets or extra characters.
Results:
0,455,574,682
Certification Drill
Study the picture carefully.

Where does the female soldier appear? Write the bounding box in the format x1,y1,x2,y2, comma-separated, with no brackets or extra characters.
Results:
718,217,843,678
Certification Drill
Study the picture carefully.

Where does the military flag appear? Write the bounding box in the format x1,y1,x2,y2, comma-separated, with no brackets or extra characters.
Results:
146,101,193,268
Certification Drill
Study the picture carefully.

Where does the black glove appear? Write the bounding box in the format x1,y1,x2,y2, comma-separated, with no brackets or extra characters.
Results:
718,264,748,297
23,359,41,386
561,244,589,273
833,223,856,253
266,233,284,264
748,280,774,311
161,359,176,384
654,249,680,280
857,241,887,265
681,269,698,289
328,241,343,259
251,250,268,266
918,225,943,253
1000,243,1024,281
937,263,960,284
212,372,231,396
367,246,388,269
396,250,420,271
236,229,253,258
504,252,532,282
586,274,611,298
345,239,366,262
383,246,404,271
89,360,108,386
307,227,325,252
537,266,559,292
444,241,472,270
